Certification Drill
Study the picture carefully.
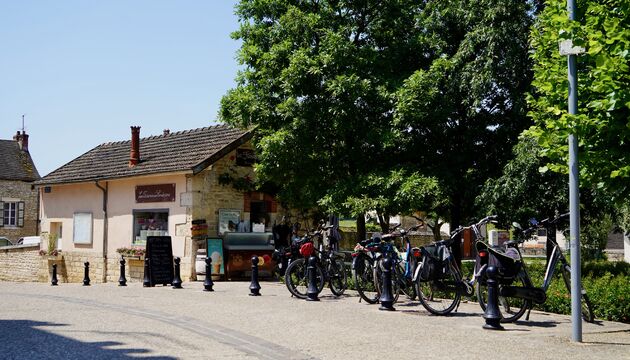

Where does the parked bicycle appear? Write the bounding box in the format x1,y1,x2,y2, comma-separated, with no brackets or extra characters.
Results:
375,224,424,301
285,222,347,298
475,212,595,323
413,216,497,315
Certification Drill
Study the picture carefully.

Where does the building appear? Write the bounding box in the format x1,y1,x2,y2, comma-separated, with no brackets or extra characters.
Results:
36,125,282,283
0,131,40,243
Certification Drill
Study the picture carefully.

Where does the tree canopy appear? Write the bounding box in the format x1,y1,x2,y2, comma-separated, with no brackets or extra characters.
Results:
221,0,537,230
526,0,630,202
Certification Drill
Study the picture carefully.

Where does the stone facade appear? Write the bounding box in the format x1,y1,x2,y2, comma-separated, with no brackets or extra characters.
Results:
0,179,39,243
0,244,40,281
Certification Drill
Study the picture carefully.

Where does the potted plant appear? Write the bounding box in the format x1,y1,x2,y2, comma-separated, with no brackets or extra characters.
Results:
116,247,146,260
39,233,62,260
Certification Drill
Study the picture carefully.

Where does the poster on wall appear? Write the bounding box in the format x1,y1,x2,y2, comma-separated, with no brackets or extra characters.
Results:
206,238,224,275
218,209,240,235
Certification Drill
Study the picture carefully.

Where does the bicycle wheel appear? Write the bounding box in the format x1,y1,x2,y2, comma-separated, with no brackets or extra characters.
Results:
415,260,461,315
328,258,348,297
561,265,595,323
476,272,530,323
285,258,324,299
353,253,379,304
374,258,401,303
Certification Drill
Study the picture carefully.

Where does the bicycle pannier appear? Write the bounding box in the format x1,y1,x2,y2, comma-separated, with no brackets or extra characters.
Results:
419,245,445,281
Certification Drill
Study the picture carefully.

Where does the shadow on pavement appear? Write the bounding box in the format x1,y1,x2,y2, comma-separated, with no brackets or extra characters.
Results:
0,320,175,360
513,320,560,328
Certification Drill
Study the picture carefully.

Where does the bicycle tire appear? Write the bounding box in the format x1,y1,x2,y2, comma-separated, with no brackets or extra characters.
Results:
353,253,379,304
415,260,461,315
328,258,348,297
476,271,530,323
561,265,595,323
285,258,324,299
374,257,401,303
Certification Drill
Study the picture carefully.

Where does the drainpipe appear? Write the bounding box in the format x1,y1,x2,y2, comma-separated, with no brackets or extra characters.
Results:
95,181,108,282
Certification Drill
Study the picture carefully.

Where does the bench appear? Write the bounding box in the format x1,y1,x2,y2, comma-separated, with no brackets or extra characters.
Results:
223,232,275,279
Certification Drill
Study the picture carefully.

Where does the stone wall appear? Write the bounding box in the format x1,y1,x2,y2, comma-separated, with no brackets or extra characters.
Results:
39,251,107,284
0,244,40,281
0,179,39,243
104,256,194,284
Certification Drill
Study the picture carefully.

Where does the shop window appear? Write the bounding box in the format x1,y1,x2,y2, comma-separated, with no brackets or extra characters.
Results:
133,210,169,245
0,201,24,227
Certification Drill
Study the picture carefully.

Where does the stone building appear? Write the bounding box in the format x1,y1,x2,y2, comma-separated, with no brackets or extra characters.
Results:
36,125,281,283
0,131,40,243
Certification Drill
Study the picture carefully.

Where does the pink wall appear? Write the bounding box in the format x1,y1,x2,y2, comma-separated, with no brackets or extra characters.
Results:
40,173,189,257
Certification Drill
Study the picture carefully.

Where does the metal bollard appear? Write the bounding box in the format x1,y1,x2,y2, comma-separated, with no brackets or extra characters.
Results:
378,256,396,311
203,256,214,292
51,263,59,286
83,261,90,286
306,255,320,301
118,256,127,286
143,257,151,287
249,256,261,296
172,257,183,289
482,266,504,330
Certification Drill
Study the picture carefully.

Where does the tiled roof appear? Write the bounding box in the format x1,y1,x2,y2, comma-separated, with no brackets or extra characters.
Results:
0,140,40,181
37,125,252,185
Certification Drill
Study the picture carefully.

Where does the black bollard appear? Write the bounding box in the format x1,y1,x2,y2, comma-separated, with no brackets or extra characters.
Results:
482,266,504,330
172,257,183,289
118,256,127,286
249,256,261,296
51,263,59,286
306,255,320,301
143,257,151,287
83,261,90,286
379,256,396,311
203,256,214,292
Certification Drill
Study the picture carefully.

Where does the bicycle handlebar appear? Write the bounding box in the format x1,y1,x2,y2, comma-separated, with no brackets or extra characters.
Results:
449,215,498,237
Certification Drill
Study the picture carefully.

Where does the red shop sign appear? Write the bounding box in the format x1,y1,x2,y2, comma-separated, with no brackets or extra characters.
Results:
135,184,176,203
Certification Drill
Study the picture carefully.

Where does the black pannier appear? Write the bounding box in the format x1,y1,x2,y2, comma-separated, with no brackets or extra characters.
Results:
419,244,447,281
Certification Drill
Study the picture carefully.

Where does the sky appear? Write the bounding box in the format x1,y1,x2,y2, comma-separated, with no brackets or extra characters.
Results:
0,1,241,176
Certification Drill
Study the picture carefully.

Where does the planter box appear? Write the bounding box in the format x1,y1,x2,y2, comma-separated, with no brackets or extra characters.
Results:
45,255,63,261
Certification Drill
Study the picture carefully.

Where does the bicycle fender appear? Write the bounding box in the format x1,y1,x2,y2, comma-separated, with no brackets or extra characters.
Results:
412,262,423,282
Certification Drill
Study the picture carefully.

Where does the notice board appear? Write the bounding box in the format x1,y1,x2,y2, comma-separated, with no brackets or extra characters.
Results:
145,236,174,286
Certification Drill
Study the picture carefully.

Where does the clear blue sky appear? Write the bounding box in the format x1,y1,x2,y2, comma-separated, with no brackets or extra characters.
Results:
0,1,241,176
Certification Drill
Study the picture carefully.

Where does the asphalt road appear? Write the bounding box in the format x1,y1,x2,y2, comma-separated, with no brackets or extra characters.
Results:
1,281,628,359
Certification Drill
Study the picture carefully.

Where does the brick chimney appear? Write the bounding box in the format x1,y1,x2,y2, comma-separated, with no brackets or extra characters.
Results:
163,129,170,136
13,131,29,152
129,126,141,167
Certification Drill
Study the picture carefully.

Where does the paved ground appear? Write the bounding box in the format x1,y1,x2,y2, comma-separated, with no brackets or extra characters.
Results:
1,281,629,360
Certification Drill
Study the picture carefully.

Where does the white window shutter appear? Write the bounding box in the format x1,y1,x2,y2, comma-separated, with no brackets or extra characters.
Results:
18,202,25,227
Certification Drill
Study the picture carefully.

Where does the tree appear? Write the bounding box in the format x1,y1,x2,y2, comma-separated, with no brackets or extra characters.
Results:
221,1,537,231
394,0,536,227
476,136,568,228
527,0,630,202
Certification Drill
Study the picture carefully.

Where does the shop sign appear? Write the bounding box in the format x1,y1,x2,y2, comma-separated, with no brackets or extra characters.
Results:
135,184,176,203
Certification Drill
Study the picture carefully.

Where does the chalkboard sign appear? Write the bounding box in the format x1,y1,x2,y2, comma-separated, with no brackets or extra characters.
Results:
145,236,174,286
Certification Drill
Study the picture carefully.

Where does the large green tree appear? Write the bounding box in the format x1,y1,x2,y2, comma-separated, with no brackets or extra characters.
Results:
393,0,536,227
221,0,537,232
527,0,630,202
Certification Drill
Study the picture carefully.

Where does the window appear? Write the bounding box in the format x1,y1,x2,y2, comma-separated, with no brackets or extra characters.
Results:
133,210,169,245
0,201,24,227
73,213,93,244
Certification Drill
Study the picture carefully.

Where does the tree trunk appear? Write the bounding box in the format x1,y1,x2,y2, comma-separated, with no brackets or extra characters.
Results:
356,215,366,241
377,212,390,233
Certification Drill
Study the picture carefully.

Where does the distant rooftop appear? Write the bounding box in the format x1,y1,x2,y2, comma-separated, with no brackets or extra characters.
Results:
0,139,40,182
37,124,252,185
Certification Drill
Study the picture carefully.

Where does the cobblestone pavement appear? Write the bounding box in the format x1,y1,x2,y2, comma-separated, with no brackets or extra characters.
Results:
1,281,629,359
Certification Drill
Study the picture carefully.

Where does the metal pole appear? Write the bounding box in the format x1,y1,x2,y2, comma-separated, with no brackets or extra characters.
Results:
567,0,582,343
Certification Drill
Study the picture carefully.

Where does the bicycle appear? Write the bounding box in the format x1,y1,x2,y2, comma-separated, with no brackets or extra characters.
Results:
374,224,424,301
476,212,595,323
285,223,347,298
413,216,497,315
